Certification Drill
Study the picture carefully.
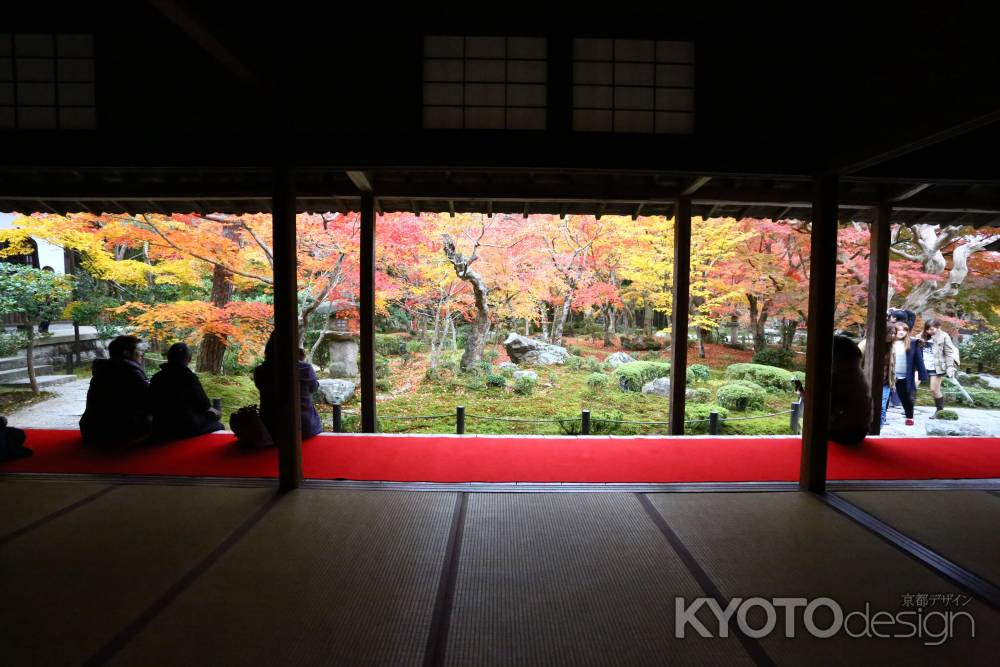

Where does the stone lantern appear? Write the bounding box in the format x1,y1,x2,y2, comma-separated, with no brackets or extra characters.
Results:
325,301,359,378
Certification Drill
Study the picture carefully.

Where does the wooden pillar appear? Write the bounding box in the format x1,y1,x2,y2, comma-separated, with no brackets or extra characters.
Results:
669,197,692,435
272,163,303,490
360,193,377,433
799,174,839,493
864,203,891,435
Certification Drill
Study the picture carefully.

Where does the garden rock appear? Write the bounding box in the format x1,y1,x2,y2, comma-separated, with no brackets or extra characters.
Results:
924,420,986,437
499,362,519,371
316,379,356,405
503,333,568,365
605,352,636,368
513,370,539,383
639,377,701,399
641,377,671,397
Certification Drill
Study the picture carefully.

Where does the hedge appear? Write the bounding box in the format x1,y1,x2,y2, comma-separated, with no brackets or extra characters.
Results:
716,381,768,411
725,363,796,392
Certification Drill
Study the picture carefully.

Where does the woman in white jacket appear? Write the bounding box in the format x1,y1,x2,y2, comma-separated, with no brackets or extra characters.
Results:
920,319,960,417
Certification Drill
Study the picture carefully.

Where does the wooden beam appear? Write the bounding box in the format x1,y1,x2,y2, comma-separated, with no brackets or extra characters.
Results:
360,192,377,433
800,174,839,493
864,203,891,436
272,162,303,490
889,183,932,202
150,0,262,86
681,176,712,196
837,108,1000,175
669,198,692,435
346,170,373,193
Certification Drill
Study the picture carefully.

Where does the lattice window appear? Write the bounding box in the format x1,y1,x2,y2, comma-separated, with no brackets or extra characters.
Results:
0,33,96,129
573,38,693,134
423,36,546,130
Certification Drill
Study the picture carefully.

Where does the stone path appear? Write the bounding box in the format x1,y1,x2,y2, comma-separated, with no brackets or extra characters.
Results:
878,403,1000,436
5,378,90,429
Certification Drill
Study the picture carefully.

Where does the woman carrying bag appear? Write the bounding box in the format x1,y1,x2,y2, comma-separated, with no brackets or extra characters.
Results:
920,319,960,418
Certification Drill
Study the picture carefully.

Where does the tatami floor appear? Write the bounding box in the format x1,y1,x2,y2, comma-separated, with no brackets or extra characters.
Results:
2,477,999,666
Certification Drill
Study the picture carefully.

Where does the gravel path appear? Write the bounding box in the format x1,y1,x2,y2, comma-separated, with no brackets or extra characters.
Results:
5,379,90,429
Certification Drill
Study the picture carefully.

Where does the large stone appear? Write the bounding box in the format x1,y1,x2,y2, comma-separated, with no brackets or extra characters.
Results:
513,370,538,383
605,352,636,368
503,333,568,366
499,362,519,371
924,420,987,437
641,377,671,397
327,331,359,378
316,379,356,405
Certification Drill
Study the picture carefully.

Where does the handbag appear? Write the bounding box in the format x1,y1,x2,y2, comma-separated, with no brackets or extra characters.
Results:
229,405,274,450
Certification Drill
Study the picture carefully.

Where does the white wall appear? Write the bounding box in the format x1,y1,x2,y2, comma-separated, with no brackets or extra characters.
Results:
0,212,66,274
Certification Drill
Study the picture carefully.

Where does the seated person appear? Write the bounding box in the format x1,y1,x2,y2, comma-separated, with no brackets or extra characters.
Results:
253,334,322,439
148,342,225,440
79,335,152,446
829,334,872,446
1,415,31,462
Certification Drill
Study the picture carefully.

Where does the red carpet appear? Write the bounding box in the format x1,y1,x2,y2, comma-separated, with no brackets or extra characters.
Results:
3,430,999,483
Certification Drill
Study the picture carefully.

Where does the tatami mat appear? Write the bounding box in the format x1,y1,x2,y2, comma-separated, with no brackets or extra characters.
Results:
108,490,456,667
445,493,751,666
838,490,1000,586
0,478,111,538
0,484,274,666
647,492,1000,666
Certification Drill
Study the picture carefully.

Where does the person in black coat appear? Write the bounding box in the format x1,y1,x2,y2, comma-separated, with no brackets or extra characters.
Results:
79,335,152,446
148,342,225,440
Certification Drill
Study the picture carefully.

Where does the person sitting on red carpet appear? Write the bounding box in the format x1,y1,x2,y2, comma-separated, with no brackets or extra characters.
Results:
79,335,152,446
148,342,225,441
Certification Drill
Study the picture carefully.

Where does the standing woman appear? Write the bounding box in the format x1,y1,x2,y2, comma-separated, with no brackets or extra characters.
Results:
888,321,927,426
920,319,960,417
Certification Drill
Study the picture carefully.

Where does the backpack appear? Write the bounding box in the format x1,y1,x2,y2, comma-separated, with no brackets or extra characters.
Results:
229,405,274,450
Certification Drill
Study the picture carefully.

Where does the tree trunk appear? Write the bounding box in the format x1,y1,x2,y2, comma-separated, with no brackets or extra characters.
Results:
442,234,490,371
747,294,768,353
26,327,39,394
780,319,798,351
196,225,239,374
552,296,573,346
697,327,708,358
602,305,614,347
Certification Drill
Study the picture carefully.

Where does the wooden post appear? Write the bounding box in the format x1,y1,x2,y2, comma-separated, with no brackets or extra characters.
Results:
581,409,591,435
332,403,342,433
456,405,465,434
864,203,891,435
360,193,377,433
800,174,839,493
272,162,303,491
669,197,692,435
708,411,719,435
790,401,801,434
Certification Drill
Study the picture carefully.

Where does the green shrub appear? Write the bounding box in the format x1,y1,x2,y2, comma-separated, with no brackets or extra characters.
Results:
406,340,426,354
614,360,672,392
557,416,582,435
547,371,558,386
486,373,507,388
935,409,959,420
687,387,712,404
689,364,710,382
955,373,988,388
375,355,391,378
483,349,499,362
591,409,641,435
752,346,794,369
375,377,392,392
567,345,584,356
0,329,29,357
500,365,515,378
793,371,806,387
423,366,448,383
340,413,361,433
566,355,584,370
960,331,1000,368
442,358,461,373
684,404,729,434
375,333,405,356
944,385,1000,408
465,375,486,390
586,373,609,389
723,416,790,436
584,356,602,372
725,363,796,393
716,382,768,411
513,375,536,395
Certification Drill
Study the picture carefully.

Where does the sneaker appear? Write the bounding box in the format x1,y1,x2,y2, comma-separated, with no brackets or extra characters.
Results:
905,418,914,426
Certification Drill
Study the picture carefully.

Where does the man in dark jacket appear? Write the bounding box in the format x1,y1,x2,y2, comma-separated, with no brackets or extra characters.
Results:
148,342,224,440
79,335,152,446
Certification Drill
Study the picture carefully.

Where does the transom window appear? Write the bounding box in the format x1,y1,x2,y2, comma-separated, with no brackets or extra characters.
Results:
572,38,693,134
423,36,547,130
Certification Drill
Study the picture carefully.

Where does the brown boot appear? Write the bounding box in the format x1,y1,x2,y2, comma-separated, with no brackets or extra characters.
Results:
930,396,945,418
